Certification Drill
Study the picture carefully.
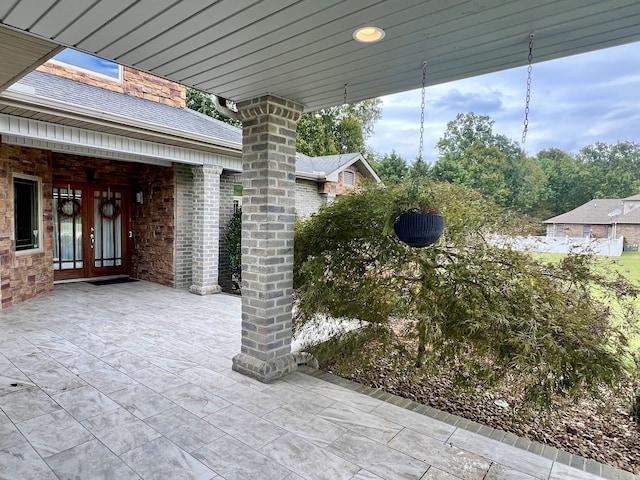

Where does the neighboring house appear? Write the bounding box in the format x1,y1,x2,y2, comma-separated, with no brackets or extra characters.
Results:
0,54,377,308
295,152,380,218
543,194,640,245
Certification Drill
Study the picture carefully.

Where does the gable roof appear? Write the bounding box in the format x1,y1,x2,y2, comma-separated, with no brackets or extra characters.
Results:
544,199,640,225
15,70,242,146
296,152,380,183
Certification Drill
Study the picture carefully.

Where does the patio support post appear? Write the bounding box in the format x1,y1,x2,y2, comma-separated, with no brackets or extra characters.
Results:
190,164,223,295
232,95,303,382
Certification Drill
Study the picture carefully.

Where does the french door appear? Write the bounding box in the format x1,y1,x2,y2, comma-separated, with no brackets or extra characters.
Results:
53,184,129,281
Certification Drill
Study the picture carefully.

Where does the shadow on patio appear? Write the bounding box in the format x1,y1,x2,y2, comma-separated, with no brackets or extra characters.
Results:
0,281,631,479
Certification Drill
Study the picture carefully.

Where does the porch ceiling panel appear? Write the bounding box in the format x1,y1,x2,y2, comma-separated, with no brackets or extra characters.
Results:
1,1,639,111
0,26,62,92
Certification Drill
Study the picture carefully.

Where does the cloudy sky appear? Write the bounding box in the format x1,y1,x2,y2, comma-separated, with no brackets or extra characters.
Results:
368,41,640,165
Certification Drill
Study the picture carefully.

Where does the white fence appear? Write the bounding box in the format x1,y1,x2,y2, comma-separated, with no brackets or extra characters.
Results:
491,235,624,257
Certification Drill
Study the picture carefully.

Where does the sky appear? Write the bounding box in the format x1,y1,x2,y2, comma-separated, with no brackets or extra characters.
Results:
368,41,640,165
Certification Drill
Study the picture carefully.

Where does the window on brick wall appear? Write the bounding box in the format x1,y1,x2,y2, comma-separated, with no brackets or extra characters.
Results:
52,49,121,80
583,225,591,238
13,175,42,252
342,170,355,187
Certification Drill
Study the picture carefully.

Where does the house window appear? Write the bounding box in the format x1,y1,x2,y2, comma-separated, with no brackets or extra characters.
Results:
556,225,565,238
13,175,41,252
343,170,355,187
233,184,243,212
52,49,121,80
582,226,591,238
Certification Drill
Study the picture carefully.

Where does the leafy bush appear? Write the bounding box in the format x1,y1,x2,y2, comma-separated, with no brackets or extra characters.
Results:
225,208,242,286
293,181,638,406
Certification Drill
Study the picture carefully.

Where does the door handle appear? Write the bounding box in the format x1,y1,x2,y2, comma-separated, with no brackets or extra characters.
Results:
90,233,95,248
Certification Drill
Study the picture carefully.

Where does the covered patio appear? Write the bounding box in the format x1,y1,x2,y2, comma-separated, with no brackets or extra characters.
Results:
0,281,633,479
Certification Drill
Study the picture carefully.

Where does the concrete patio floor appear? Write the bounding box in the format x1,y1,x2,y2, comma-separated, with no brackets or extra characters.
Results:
0,281,635,480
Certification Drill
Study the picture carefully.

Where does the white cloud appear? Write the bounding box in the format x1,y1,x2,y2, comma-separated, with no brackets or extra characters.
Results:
368,41,640,164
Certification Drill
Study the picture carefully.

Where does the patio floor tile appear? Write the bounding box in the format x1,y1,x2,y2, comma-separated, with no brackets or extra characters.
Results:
81,407,161,455
0,439,58,480
121,436,216,480
388,427,491,480
194,434,293,480
27,365,87,395
204,404,287,450
107,384,175,419
260,432,361,480
318,402,403,444
0,281,633,480
162,382,230,417
1,387,60,423
52,384,119,421
144,406,225,453
17,409,93,457
46,439,141,479
329,431,429,480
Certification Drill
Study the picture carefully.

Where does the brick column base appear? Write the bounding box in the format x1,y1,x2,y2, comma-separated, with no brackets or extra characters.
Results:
232,95,303,383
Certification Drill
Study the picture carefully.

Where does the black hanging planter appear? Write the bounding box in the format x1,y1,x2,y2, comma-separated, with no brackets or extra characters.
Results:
394,212,444,248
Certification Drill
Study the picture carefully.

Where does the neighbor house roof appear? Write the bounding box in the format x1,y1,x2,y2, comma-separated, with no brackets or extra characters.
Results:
295,152,381,183
544,199,640,225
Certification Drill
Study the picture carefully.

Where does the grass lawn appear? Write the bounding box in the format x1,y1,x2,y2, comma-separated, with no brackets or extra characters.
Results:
535,251,640,351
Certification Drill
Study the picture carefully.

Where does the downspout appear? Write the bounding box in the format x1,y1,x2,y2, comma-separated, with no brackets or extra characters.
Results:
213,96,241,122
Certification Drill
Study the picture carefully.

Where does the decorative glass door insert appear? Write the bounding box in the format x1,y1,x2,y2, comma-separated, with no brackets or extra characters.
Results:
53,183,128,280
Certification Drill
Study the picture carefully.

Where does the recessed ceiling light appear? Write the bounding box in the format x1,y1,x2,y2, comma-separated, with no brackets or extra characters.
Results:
353,26,385,43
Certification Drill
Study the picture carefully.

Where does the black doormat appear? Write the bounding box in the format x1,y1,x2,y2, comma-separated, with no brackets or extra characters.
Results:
88,277,139,286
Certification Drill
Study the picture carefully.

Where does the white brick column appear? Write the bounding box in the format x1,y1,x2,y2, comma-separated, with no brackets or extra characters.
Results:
232,95,303,382
189,164,223,295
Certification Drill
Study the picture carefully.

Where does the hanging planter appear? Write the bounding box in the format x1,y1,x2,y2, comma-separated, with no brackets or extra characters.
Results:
393,211,444,248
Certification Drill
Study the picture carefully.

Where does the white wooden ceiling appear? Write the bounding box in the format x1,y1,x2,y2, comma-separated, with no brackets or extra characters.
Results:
1,0,639,111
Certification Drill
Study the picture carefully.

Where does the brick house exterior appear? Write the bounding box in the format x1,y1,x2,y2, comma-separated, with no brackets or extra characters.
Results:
0,55,379,308
543,195,640,245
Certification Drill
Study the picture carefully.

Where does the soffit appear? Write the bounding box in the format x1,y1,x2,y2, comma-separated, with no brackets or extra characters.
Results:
1,1,639,111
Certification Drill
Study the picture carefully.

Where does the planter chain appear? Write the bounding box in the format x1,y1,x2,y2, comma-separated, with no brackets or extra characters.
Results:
522,33,534,143
418,62,427,161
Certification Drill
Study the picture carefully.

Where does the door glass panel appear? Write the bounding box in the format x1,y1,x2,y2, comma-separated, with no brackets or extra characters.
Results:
94,189,123,269
53,187,83,270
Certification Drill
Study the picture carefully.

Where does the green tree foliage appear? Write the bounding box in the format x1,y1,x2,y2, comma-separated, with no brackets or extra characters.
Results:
186,88,242,128
225,208,242,283
536,148,588,217
296,99,382,157
373,150,409,183
431,113,547,215
294,181,638,406
577,141,640,199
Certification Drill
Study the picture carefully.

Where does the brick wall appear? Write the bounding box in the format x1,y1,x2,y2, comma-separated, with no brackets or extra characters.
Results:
130,164,176,287
295,179,326,219
37,62,186,108
318,168,365,195
174,164,193,289
616,225,640,245
0,141,54,309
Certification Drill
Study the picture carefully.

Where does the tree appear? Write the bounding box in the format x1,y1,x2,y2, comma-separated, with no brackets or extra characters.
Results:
296,98,382,157
373,150,409,183
536,148,587,217
577,141,640,199
294,181,637,406
432,112,546,215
